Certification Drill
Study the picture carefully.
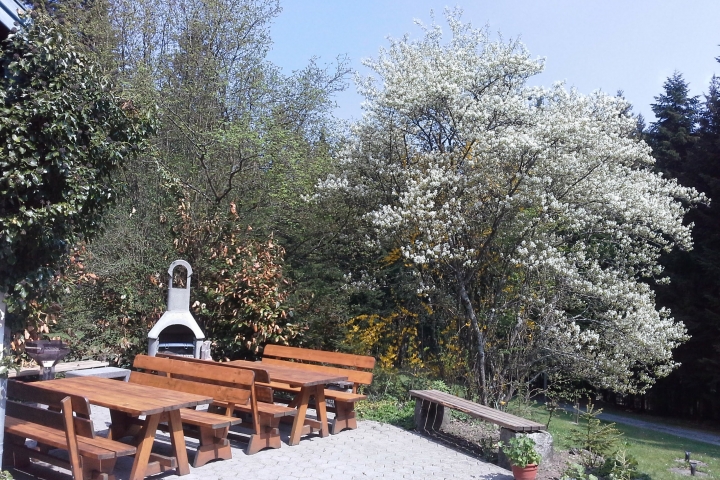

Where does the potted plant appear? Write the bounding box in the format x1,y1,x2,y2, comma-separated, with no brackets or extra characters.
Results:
499,435,542,480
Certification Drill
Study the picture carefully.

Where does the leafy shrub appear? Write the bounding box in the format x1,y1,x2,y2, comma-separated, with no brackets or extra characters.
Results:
598,449,647,480
0,10,154,313
498,435,542,468
174,202,299,359
561,463,597,480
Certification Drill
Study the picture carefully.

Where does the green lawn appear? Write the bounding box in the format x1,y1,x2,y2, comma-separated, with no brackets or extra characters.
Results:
525,404,720,479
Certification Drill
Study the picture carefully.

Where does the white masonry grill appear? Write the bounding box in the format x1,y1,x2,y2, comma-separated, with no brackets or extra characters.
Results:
147,260,205,358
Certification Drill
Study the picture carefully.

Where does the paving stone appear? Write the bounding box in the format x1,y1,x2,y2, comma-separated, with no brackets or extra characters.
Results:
8,406,513,480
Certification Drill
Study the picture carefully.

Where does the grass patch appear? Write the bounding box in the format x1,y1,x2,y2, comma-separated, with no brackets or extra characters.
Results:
524,403,720,479
355,398,415,429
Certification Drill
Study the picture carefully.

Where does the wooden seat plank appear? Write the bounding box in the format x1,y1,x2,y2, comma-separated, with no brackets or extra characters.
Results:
178,409,242,429
5,417,116,460
409,389,546,432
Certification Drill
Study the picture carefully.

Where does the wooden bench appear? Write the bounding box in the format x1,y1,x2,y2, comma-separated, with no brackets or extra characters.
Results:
5,380,136,480
133,355,295,457
156,353,275,404
261,345,375,434
409,389,547,433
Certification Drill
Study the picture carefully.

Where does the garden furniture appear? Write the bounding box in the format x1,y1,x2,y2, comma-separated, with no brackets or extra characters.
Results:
409,389,546,433
26,376,211,480
258,344,375,434
133,354,295,455
227,359,347,445
5,379,136,480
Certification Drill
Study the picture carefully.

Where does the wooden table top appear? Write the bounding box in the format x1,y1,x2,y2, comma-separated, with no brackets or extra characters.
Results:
31,376,212,416
227,360,347,387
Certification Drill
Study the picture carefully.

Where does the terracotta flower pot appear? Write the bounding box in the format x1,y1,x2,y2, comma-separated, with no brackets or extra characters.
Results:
511,463,539,480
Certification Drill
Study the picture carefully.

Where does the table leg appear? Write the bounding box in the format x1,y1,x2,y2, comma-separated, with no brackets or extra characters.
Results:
288,387,311,446
108,410,133,440
167,409,191,475
314,385,330,438
128,413,160,480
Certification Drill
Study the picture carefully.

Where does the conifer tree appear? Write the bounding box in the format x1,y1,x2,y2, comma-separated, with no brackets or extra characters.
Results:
647,72,699,178
649,70,720,419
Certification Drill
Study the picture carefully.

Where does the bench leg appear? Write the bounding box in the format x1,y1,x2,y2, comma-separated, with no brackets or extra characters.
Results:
192,428,231,467
331,401,358,434
246,417,281,455
5,435,31,468
83,457,118,480
414,399,448,433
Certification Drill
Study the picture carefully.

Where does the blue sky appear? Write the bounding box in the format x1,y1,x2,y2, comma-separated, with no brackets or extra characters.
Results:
267,1,720,123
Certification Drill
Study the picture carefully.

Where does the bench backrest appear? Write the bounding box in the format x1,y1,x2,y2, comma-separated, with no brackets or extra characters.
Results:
133,354,260,429
262,345,375,392
7,382,87,479
133,354,255,404
155,353,274,403
7,379,95,438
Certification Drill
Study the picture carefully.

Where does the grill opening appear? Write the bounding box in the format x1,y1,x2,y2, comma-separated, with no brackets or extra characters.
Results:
157,324,196,357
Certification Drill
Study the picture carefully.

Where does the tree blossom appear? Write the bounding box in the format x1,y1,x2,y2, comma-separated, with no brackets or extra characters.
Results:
314,9,705,403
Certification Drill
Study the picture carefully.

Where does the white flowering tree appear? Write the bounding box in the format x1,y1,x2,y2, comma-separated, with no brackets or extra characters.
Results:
314,10,704,405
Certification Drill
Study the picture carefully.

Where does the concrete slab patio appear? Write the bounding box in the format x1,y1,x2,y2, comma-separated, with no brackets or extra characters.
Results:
8,407,513,480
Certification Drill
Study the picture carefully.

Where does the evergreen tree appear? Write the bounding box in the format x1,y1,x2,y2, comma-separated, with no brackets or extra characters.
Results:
647,72,700,177
649,71,720,419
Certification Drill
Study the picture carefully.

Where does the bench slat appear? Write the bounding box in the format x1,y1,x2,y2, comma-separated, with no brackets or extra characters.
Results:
263,344,376,370
130,371,251,407
179,409,242,429
5,417,136,459
409,390,546,432
261,358,373,386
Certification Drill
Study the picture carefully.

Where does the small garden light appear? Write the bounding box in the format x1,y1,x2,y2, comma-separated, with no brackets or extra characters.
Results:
685,451,691,462
690,461,698,476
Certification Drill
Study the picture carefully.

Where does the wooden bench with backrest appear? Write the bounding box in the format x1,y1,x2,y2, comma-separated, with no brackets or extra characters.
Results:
133,355,295,457
156,353,275,404
5,379,136,480
261,345,376,434
409,389,547,433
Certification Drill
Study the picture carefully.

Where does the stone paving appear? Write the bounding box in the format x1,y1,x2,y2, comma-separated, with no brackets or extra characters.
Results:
9,406,513,480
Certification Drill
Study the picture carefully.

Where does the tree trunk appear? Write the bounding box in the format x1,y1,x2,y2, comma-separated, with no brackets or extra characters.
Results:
458,281,488,405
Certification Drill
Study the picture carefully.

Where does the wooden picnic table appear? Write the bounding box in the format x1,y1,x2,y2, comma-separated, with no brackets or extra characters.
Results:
29,376,212,480
227,360,347,445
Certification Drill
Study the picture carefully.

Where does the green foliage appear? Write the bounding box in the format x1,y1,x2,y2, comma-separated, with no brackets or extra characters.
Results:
41,0,351,364
648,66,720,419
524,401,703,480
569,401,623,468
355,398,415,429
598,449,646,480
647,71,699,173
498,435,541,468
173,203,298,359
544,374,589,428
0,350,20,377
0,11,154,313
561,463,597,480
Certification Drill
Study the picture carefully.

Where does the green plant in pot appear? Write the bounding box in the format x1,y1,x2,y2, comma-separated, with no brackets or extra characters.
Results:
499,435,542,480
